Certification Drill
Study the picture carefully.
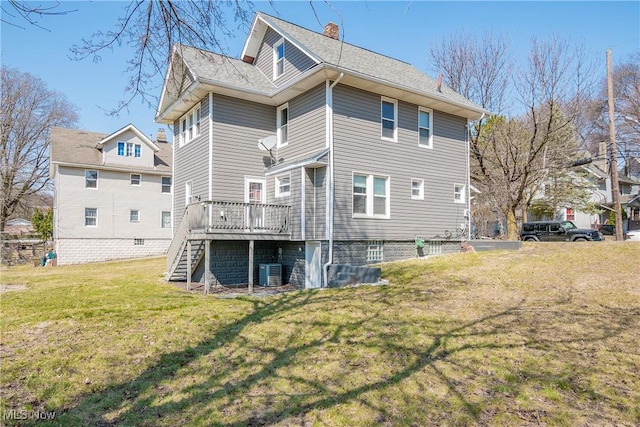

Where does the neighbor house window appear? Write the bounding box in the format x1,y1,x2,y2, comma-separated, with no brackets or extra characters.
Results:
275,174,291,197
277,103,289,147
134,238,145,246
162,176,172,193
274,39,285,78
411,178,424,200
566,208,575,221
418,107,433,148
366,241,384,262
85,170,98,189
381,97,397,141
134,144,141,158
454,184,465,203
117,141,125,156
353,173,390,218
161,211,172,229
130,174,141,186
130,210,140,222
180,104,201,146
126,142,133,157
85,208,97,226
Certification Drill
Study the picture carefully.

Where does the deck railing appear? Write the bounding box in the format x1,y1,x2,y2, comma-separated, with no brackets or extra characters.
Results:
187,200,291,234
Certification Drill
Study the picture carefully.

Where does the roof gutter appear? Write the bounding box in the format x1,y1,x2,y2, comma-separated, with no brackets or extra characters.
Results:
323,72,344,288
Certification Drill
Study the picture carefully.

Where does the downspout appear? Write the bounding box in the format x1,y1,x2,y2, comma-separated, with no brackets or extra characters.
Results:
466,118,471,240
323,73,344,288
208,92,214,228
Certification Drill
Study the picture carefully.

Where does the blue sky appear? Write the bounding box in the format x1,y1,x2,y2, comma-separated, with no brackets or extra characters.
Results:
2,1,638,140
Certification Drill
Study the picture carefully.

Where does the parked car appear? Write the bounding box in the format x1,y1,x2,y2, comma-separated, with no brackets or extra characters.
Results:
625,229,640,241
599,224,615,235
520,220,604,242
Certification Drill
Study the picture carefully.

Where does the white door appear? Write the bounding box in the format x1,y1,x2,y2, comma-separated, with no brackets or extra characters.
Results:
245,178,265,229
305,241,322,289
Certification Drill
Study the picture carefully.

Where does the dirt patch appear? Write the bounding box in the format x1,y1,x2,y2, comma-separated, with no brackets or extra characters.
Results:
0,284,27,293
168,280,299,298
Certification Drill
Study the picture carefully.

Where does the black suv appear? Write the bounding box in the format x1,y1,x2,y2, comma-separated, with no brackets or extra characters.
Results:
520,220,604,242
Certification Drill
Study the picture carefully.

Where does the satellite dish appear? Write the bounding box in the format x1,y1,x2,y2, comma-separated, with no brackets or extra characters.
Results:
258,135,277,151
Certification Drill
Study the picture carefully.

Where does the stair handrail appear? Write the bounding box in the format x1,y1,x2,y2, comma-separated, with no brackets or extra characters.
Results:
166,205,193,272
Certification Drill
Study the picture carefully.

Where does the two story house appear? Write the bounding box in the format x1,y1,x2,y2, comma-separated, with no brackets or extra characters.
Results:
49,125,173,265
156,12,486,290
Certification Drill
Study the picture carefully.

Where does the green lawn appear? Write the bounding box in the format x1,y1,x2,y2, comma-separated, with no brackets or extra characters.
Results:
1,242,639,426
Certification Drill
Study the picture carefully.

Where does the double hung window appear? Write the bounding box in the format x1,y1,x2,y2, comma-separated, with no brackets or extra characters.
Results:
381,97,397,141
353,173,390,218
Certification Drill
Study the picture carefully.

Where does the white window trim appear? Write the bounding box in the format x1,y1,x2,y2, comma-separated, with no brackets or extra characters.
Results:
161,176,172,194
411,178,424,200
275,173,291,197
185,180,193,206
179,103,201,147
161,211,172,229
352,172,391,219
84,208,97,227
381,97,398,142
273,38,285,79
130,173,141,186
85,169,98,189
454,184,466,204
130,209,140,223
418,106,433,148
277,103,289,148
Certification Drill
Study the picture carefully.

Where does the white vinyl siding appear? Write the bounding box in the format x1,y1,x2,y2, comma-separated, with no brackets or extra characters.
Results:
418,107,433,148
381,97,398,142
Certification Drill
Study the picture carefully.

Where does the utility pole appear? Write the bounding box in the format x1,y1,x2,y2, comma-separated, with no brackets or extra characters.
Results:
607,49,624,241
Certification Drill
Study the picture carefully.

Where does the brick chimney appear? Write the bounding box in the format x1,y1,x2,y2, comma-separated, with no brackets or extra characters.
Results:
323,22,339,40
156,128,167,143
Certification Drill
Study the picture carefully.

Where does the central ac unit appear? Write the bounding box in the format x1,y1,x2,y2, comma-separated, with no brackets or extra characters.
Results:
259,263,282,287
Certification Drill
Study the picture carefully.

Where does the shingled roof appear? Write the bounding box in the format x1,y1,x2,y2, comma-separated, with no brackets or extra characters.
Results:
253,12,481,112
157,12,486,122
49,126,172,174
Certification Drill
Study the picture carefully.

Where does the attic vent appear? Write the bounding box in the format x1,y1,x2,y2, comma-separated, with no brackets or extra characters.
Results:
323,22,339,40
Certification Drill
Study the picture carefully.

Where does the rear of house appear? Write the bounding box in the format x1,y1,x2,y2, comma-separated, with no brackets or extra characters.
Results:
157,13,485,290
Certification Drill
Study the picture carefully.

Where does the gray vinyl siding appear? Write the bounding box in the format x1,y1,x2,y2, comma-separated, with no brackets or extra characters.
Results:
279,84,326,161
172,96,211,227
267,168,302,239
255,28,317,86
211,95,274,201
332,84,468,241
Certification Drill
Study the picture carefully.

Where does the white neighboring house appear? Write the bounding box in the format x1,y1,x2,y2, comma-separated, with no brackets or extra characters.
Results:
49,125,173,265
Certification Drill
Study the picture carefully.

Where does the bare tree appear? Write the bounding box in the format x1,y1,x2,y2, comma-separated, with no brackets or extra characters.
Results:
432,34,598,239
0,67,78,231
576,52,640,176
68,1,257,116
1,1,77,30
